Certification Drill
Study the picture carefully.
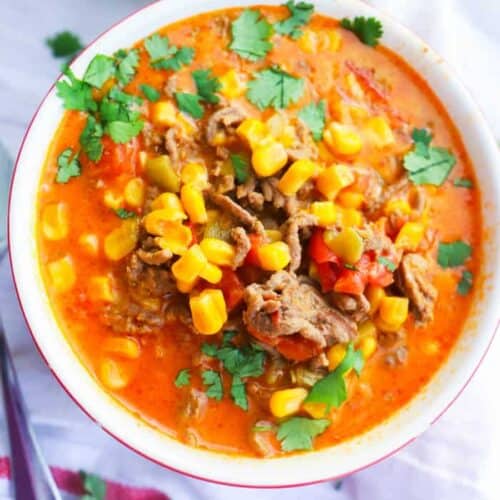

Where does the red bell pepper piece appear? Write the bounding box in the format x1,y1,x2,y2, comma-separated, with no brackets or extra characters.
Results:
275,335,322,362
308,229,339,264
217,268,245,311
334,268,366,295
245,234,263,266
316,262,341,293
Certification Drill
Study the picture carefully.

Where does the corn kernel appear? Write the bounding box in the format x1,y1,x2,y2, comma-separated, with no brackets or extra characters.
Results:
151,101,177,126
88,275,116,303
139,151,148,168
219,69,246,98
359,336,377,359
349,105,369,121
189,289,227,335
324,227,364,264
172,244,208,283
345,73,364,100
177,112,197,136
181,162,208,189
324,30,342,52
237,119,269,149
79,233,99,256
317,142,334,162
154,223,192,255
99,358,131,390
104,219,139,261
422,340,440,356
252,141,288,177
269,388,308,418
266,114,296,148
310,201,337,226
181,185,207,224
298,29,318,53
200,238,235,266
384,199,412,216
378,296,409,331
145,155,180,192
104,337,140,359
395,221,425,251
265,229,282,242
358,320,377,339
257,241,291,271
41,202,69,241
176,278,198,293
278,159,317,196
151,192,186,214
337,190,365,209
327,344,346,371
324,122,363,156
199,262,223,284
48,255,76,293
316,164,355,200
337,207,363,227
124,178,145,208
302,402,328,419
365,116,394,148
103,190,124,210
366,285,386,314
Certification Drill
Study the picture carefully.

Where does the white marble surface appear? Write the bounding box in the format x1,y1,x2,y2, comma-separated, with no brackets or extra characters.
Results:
0,1,499,499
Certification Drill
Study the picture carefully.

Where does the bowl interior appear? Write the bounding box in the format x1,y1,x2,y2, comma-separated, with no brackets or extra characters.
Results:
8,0,500,487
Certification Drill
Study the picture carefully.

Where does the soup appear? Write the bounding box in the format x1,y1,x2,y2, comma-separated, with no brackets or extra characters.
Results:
37,3,481,456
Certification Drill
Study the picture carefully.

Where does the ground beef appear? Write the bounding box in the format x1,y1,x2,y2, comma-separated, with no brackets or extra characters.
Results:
261,178,299,216
236,175,265,211
136,248,173,266
243,271,356,350
164,126,198,165
286,118,318,161
331,292,370,323
142,122,163,152
396,253,437,324
206,106,246,145
281,212,318,272
231,226,251,269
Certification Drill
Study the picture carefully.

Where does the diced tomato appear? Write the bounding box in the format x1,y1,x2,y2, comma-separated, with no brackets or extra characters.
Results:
333,268,366,295
357,252,394,287
316,261,341,293
90,136,139,177
217,268,245,311
275,335,322,362
245,234,263,266
308,229,339,264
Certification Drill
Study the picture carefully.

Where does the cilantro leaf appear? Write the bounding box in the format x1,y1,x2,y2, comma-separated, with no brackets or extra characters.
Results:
145,34,194,71
377,256,397,272
56,148,81,183
274,1,314,40
192,69,221,104
230,154,250,183
340,16,383,47
46,31,83,59
175,92,204,119
140,84,160,102
229,9,273,61
403,128,456,186
457,270,473,296
202,370,223,400
201,342,218,357
437,241,472,268
231,374,248,410
174,368,191,387
56,66,96,112
298,100,326,141
83,54,116,88
105,120,144,144
247,67,304,110
80,471,106,500
100,86,142,123
454,178,473,188
114,48,140,85
115,208,136,219
80,115,103,162
304,343,364,414
277,417,330,452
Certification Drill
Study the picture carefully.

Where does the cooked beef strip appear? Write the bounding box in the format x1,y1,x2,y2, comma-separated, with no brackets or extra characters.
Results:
231,226,251,269
206,106,246,145
396,253,437,324
331,292,370,323
281,212,318,272
243,271,357,349
261,178,300,216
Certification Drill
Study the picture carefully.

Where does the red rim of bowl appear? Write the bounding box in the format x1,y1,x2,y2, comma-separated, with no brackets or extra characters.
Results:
6,0,500,489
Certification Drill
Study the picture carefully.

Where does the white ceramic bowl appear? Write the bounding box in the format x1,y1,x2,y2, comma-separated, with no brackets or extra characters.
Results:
8,0,500,488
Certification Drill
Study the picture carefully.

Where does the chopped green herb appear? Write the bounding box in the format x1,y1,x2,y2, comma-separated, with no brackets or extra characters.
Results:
80,115,103,162
139,84,161,102
202,370,224,400
304,343,364,414
229,9,274,61
223,330,238,344
277,417,330,452
343,263,357,271
274,1,314,39
145,33,194,71
175,92,204,119
340,16,383,47
437,241,472,268
230,154,250,183
201,342,218,357
174,368,191,388
114,48,140,85
457,270,473,295
378,256,397,272
115,208,136,219
56,66,96,112
454,178,473,188
56,148,81,183
46,31,83,59
298,100,326,141
105,120,144,144
192,69,221,104
403,128,456,185
247,66,304,110
83,54,116,88
100,86,142,123
230,375,248,410
80,471,106,500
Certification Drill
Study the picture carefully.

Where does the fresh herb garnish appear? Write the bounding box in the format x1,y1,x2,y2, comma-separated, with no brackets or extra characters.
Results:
340,16,383,47
454,178,473,188
378,256,397,272
46,31,83,59
304,343,364,414
140,84,161,102
115,208,136,219
277,416,330,452
343,263,357,271
457,270,473,295
247,66,304,110
274,1,314,39
229,9,274,61
403,128,456,185
202,370,224,400
437,241,472,268
80,115,104,162
145,33,194,71
114,48,140,86
298,100,326,141
56,66,97,112
83,54,116,89
230,154,250,183
192,69,221,104
174,368,191,387
174,92,204,119
80,471,106,500
106,120,144,144
56,148,81,183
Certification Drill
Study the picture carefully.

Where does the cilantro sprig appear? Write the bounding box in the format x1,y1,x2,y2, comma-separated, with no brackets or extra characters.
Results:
454,178,473,189
56,66,97,113
139,84,161,102
192,69,221,104
230,154,250,183
457,270,473,295
202,370,224,400
277,417,330,452
46,31,83,59
145,33,194,71
340,16,383,47
55,148,81,183
298,100,326,141
437,241,472,268
175,92,204,119
113,48,140,86
274,1,314,40
80,115,103,162
115,208,136,219
174,368,191,388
